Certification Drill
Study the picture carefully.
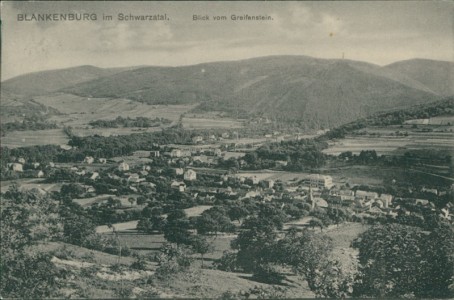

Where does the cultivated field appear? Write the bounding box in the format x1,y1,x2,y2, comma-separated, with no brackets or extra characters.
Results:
404,115,454,125
323,126,454,156
182,116,244,129
1,129,69,148
32,93,196,127
70,127,163,137
0,178,62,193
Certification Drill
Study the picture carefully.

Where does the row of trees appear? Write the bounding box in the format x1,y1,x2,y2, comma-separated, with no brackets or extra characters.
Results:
88,116,171,128
1,118,58,136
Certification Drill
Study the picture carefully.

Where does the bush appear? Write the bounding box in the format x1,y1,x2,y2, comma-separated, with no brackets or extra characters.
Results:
252,264,286,284
214,251,239,272
131,253,148,270
1,252,68,299
114,286,133,298
51,245,76,260
154,243,193,279
80,265,101,278
81,233,131,256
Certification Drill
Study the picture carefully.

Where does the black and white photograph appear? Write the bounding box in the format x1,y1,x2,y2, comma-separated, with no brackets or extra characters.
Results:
1,1,453,298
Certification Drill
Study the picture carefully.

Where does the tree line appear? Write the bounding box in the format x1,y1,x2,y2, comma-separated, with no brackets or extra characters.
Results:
88,116,171,128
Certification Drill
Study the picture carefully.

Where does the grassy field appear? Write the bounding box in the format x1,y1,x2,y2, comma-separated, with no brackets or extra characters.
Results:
34,93,196,126
96,205,213,234
1,129,69,148
73,194,143,208
33,221,367,298
71,127,163,137
182,116,244,129
323,126,454,156
236,170,329,183
1,178,62,192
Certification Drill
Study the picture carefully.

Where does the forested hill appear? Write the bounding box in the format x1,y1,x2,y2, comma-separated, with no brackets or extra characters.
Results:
59,56,447,128
1,65,142,97
384,58,454,96
3,55,452,129
320,96,454,140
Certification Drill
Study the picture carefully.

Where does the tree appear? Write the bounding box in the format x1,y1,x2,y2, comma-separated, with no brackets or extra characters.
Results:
231,216,278,273
228,205,249,224
60,183,85,198
257,203,288,230
189,235,214,268
196,206,235,236
1,251,67,298
419,224,454,298
274,229,354,297
163,209,191,245
63,214,96,245
1,186,64,298
309,217,324,231
352,224,454,298
155,243,193,279
128,197,135,207
107,197,122,208
327,207,348,227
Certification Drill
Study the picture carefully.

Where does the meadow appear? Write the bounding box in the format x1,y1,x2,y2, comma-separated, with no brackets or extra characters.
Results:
1,129,69,148
34,93,195,126
323,125,454,156
182,116,244,129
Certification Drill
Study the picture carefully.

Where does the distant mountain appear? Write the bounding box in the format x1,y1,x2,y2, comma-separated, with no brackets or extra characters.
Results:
3,55,450,129
1,65,143,97
60,55,444,128
384,59,454,96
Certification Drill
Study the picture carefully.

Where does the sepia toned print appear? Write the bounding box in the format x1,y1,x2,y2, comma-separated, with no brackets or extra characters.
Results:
1,1,453,298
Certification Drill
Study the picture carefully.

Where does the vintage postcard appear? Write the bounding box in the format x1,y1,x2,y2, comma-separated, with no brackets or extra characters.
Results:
1,1,453,299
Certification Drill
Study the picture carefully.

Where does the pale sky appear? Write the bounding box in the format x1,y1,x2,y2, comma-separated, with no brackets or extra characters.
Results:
1,1,453,80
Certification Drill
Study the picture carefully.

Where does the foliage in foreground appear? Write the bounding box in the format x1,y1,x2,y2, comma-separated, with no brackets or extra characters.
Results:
352,223,454,298
1,186,64,298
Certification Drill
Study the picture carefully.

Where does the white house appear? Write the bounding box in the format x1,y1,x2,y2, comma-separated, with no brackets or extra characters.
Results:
32,170,44,178
90,172,100,180
301,174,333,189
192,136,204,143
170,149,182,158
11,163,23,172
184,169,197,181
171,180,186,192
150,151,160,158
355,190,379,200
75,170,86,176
175,168,184,175
118,162,130,172
84,156,95,164
263,179,275,189
128,173,144,183
379,194,393,208
98,158,107,164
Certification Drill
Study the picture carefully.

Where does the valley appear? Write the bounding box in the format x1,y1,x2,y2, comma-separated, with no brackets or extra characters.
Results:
2,55,454,299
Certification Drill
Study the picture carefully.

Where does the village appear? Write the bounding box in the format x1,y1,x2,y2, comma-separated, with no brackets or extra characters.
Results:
4,130,453,230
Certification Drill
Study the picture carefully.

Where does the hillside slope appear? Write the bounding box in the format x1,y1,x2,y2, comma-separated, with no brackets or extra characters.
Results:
2,65,142,97
384,58,454,96
61,56,443,128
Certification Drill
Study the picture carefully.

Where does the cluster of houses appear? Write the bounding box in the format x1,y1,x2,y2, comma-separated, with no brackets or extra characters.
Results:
7,157,44,177
6,149,453,224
